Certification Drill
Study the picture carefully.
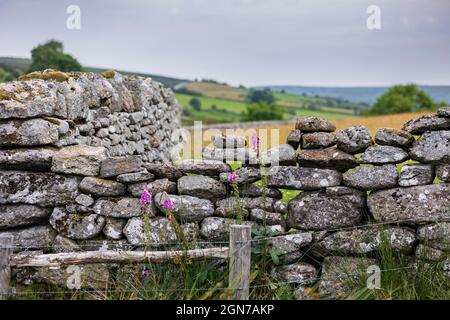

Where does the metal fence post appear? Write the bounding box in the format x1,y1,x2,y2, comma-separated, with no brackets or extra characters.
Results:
0,235,13,300
228,224,251,300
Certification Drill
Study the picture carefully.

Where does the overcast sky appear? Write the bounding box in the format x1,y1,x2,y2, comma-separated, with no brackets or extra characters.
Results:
0,0,449,86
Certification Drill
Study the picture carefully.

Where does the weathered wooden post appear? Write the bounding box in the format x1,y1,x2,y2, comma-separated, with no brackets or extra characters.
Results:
228,224,251,300
0,235,13,300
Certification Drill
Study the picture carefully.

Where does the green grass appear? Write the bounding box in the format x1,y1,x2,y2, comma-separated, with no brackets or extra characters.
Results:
274,92,366,112
177,92,356,125
346,234,450,300
176,93,248,113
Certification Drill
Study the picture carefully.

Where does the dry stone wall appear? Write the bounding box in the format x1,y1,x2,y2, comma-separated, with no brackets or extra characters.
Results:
1,72,450,298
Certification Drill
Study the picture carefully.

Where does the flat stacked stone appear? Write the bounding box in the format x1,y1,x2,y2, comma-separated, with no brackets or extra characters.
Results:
103,218,127,240
0,225,55,252
128,178,177,197
343,164,398,190
93,197,144,218
436,165,450,181
200,217,255,240
79,177,126,197
273,200,288,214
272,262,318,285
295,116,336,132
398,164,434,187
318,256,376,298
437,106,450,117
0,171,80,206
403,115,450,134
75,194,94,207
335,125,373,154
116,170,155,183
0,118,59,147
51,145,107,176
417,223,450,251
49,208,105,240
219,166,261,184
286,129,302,149
249,208,286,227
367,183,450,223
0,205,52,230
260,144,296,166
267,166,342,190
238,184,282,199
297,147,358,171
214,197,276,217
314,226,416,256
359,145,409,164
123,217,198,246
374,128,414,148
301,132,336,149
410,131,450,163
202,146,257,164
287,186,366,230
177,159,231,176
100,155,143,178
0,147,56,171
144,163,183,181
154,193,215,222
415,244,447,262
177,175,226,201
269,232,312,264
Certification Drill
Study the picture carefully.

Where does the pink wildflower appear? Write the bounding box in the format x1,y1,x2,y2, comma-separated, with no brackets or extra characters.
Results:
140,189,152,205
228,172,238,184
142,268,150,279
162,198,175,210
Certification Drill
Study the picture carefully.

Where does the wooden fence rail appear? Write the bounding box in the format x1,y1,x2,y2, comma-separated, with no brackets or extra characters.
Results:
0,224,252,300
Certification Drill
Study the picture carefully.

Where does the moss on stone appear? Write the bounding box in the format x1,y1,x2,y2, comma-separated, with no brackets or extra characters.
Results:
19,70,70,82
44,117,63,126
0,88,17,101
101,70,116,79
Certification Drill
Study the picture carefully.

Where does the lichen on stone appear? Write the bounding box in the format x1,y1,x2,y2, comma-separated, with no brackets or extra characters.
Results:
0,88,17,101
101,70,116,79
19,69,71,82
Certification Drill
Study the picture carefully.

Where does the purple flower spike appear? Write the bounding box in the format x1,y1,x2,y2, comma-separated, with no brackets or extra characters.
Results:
142,268,150,279
251,134,260,150
162,198,175,210
228,172,238,184
140,189,152,205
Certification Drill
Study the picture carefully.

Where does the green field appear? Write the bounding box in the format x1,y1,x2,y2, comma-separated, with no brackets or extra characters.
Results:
176,93,248,113
176,93,356,125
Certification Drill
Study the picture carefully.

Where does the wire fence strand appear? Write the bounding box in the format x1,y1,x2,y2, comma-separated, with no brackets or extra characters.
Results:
0,215,446,251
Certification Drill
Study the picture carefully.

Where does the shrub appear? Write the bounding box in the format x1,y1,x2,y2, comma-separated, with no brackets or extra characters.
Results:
367,84,436,115
243,102,284,121
189,98,202,111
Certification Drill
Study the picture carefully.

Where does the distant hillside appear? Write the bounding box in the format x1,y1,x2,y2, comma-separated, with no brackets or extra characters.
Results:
175,81,365,125
0,57,188,89
261,85,450,105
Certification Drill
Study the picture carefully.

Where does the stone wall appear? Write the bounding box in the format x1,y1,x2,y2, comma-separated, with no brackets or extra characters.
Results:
0,69,181,163
1,72,450,298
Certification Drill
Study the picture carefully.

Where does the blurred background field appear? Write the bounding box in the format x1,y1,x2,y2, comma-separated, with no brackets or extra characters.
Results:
184,111,430,157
